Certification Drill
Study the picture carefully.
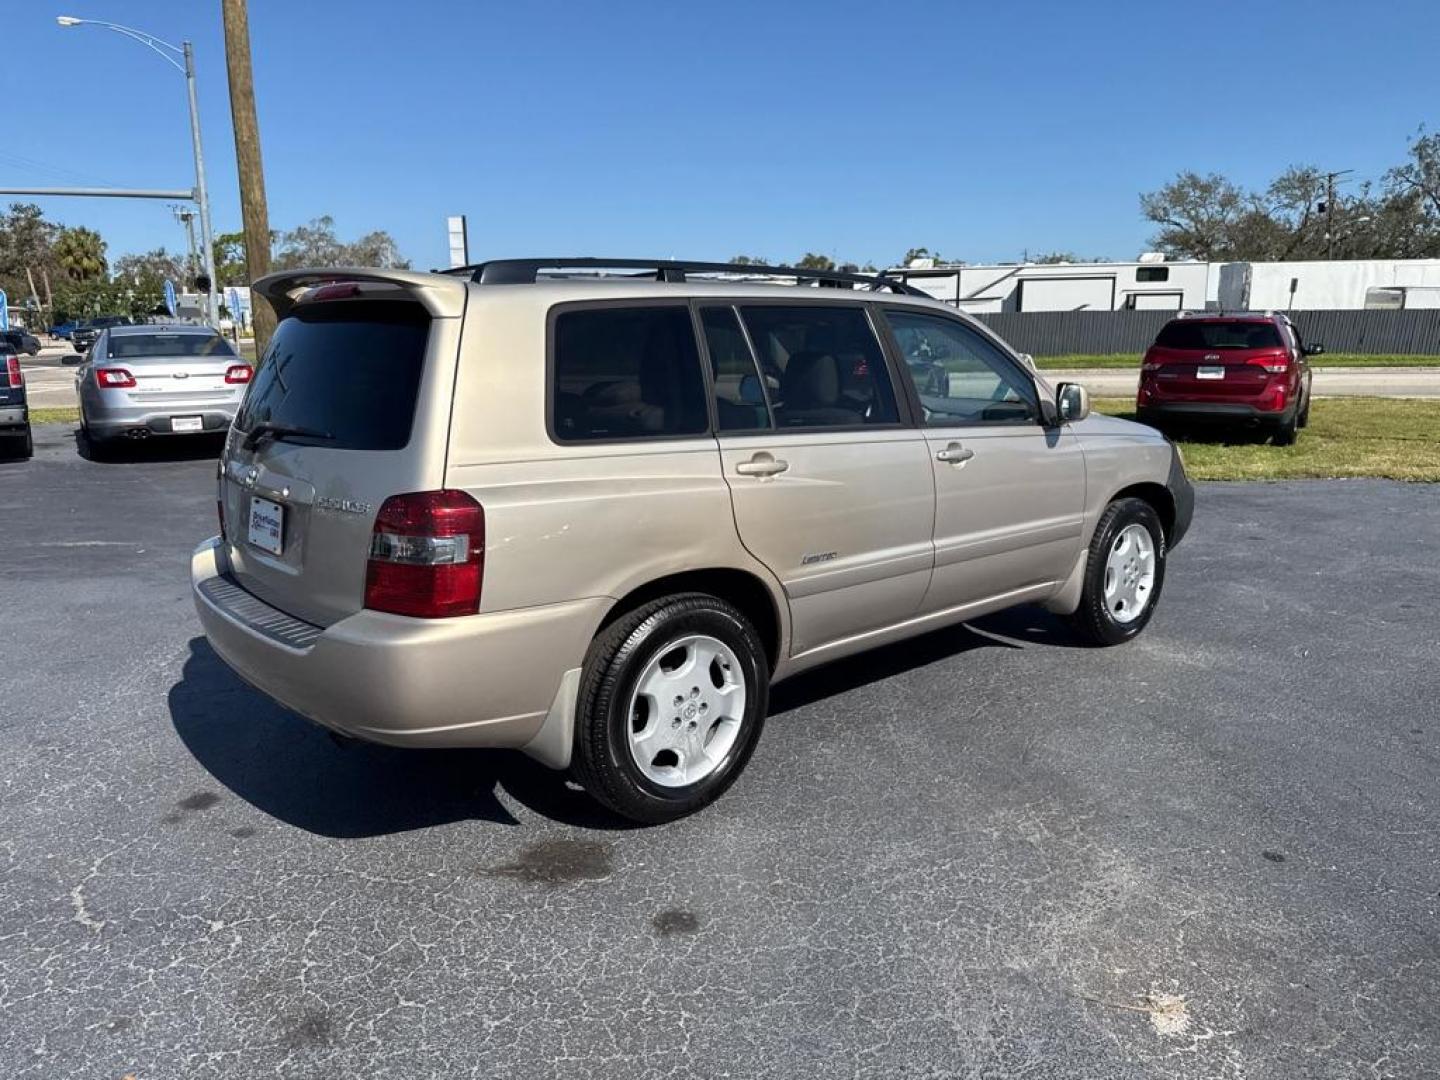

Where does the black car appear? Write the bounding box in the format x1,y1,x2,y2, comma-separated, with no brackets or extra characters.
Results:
1,347,31,460
1,329,41,356
70,315,130,354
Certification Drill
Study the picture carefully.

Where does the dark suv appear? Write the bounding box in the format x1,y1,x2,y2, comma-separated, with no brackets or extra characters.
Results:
1136,312,1319,445
1,345,31,460
71,315,130,355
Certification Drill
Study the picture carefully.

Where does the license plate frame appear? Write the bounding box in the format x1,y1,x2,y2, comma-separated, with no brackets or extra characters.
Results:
1196,365,1226,380
247,496,284,556
171,415,204,433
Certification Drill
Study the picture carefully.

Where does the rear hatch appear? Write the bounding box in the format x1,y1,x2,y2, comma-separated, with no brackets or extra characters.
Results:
218,270,467,628
1145,319,1287,400
105,330,243,402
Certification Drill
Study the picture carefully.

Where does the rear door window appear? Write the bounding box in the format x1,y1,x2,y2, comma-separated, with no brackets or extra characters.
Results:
551,305,709,441
236,301,428,451
735,304,898,429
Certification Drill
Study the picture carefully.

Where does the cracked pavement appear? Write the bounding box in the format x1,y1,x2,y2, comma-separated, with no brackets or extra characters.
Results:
2,422,1437,1078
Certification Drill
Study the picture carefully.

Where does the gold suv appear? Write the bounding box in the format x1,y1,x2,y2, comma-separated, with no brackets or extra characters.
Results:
192,259,1193,822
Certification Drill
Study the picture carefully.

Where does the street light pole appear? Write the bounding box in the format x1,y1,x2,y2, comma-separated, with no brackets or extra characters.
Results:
56,16,220,326
182,41,220,326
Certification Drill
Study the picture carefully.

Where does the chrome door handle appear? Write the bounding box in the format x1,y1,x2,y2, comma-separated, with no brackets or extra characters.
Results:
936,442,974,464
735,453,789,478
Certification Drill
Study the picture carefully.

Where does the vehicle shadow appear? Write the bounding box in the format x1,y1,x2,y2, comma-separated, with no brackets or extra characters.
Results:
171,607,1081,838
75,428,226,464
168,637,635,837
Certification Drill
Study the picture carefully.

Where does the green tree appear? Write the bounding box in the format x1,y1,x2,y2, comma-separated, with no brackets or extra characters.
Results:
54,226,107,281
0,203,62,309
1387,125,1440,218
795,252,835,271
213,230,260,286
1140,159,1440,260
902,246,943,266
272,215,410,270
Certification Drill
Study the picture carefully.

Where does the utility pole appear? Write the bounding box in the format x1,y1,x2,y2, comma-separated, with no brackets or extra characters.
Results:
1322,169,1353,260
221,0,276,355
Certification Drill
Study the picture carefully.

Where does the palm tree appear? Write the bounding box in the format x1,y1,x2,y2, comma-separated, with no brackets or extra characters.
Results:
54,227,108,282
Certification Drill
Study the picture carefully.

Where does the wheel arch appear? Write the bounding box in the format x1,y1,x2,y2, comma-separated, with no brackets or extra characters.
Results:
597,567,786,672
1109,481,1176,544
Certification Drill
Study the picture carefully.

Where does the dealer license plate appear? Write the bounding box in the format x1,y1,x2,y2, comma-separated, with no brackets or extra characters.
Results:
248,496,284,556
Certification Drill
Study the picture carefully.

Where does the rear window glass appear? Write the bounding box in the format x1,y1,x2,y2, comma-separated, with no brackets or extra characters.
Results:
236,301,428,451
1155,320,1282,350
552,306,708,441
108,332,235,359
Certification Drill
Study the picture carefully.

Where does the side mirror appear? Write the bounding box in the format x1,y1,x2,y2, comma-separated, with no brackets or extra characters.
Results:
1056,382,1090,423
1303,343,1325,357
61,353,84,366
1016,352,1038,373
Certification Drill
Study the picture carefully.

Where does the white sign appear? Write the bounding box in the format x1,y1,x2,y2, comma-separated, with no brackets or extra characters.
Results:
447,215,469,268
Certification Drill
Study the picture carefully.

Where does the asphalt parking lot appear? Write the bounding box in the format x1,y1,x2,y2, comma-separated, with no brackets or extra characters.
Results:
2,422,1437,1079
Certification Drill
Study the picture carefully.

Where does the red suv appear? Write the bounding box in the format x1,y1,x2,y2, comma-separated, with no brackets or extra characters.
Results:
1136,312,1319,444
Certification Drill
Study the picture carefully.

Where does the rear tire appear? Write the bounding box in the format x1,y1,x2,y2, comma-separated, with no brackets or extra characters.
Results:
1297,388,1311,428
6,428,32,460
1069,498,1167,646
1272,409,1299,446
571,593,769,823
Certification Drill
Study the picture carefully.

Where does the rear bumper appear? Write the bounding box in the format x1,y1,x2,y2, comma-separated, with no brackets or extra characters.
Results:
88,404,236,438
1138,401,1294,424
0,405,27,432
190,537,605,752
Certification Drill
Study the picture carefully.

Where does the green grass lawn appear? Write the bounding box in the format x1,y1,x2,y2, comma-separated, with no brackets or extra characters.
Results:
1094,397,1440,481
1036,353,1440,370
30,407,79,425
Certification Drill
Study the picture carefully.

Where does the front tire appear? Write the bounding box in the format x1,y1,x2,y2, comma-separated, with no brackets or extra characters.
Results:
1069,498,1167,646
572,593,769,823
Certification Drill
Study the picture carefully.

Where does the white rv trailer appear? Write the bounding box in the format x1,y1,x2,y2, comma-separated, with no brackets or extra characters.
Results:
890,258,1212,313
1217,259,1440,310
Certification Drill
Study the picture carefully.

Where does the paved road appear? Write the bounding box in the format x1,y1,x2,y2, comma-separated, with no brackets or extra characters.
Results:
1041,365,1440,399
2,423,1437,1079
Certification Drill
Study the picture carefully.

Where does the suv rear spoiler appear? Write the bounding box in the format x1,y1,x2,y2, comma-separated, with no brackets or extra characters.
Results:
253,267,469,321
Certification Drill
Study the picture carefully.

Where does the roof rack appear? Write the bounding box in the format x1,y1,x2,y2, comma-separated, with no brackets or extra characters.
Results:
438,257,929,297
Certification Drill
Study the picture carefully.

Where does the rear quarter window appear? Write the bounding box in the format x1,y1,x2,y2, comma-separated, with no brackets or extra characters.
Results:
236,301,428,451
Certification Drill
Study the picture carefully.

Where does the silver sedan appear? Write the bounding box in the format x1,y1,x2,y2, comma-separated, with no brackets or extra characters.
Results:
77,325,252,450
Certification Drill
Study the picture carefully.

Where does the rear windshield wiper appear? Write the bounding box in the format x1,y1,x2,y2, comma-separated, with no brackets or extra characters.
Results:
241,421,335,450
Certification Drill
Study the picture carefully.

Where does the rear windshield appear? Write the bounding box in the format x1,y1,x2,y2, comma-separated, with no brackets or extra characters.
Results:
108,332,235,359
236,301,428,451
1155,320,1283,350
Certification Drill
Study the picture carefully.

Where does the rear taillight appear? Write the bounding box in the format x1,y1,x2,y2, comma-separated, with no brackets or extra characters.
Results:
364,490,485,618
216,462,226,542
96,367,136,388
5,355,20,388
1246,353,1289,374
225,364,252,384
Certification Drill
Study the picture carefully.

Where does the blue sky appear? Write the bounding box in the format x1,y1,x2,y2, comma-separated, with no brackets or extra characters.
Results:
4,0,1438,271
